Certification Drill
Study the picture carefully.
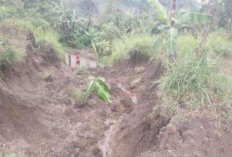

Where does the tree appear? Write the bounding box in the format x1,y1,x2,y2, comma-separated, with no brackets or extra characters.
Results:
147,0,211,56
78,0,98,25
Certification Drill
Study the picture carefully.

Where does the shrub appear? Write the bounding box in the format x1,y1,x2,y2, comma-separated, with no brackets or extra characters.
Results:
208,29,232,56
110,34,154,64
163,54,230,106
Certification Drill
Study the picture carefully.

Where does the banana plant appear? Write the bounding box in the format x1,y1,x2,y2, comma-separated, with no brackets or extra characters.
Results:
147,0,212,56
86,77,111,102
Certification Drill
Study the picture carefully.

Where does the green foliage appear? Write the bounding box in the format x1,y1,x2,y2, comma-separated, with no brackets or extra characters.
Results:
100,22,120,41
178,34,200,56
166,28,178,56
147,0,211,56
0,45,24,70
0,6,18,21
0,18,66,62
218,0,232,27
86,77,111,102
147,0,169,24
176,11,212,28
92,40,110,62
110,34,154,63
163,54,230,106
30,17,50,30
208,29,232,56
33,27,66,61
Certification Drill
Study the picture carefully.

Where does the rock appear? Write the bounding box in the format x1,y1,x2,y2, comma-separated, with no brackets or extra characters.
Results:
44,74,54,82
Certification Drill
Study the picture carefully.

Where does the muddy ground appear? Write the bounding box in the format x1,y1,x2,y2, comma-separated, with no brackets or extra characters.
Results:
1,25,232,157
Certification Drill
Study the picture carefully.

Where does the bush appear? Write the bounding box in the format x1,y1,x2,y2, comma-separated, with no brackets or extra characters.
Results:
110,34,154,64
163,54,230,106
208,29,232,56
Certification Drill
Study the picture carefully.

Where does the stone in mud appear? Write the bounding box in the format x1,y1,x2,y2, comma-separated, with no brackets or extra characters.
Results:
44,74,54,82
112,97,133,114
74,100,88,108
92,147,103,157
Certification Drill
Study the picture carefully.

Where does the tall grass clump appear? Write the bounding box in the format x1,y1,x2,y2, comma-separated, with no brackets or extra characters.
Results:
0,6,18,21
0,46,24,70
163,54,230,107
33,27,66,61
0,18,66,62
110,34,154,64
178,34,200,57
208,29,232,56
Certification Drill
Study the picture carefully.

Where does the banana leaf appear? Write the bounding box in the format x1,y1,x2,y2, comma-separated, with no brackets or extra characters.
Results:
176,12,211,27
166,28,178,56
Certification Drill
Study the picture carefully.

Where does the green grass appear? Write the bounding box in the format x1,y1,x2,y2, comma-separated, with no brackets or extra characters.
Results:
178,34,200,56
33,27,66,62
162,54,231,107
0,18,66,62
0,6,18,21
0,46,25,70
109,34,155,64
208,29,232,56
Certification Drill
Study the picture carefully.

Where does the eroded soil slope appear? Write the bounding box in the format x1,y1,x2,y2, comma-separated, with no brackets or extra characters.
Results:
1,25,232,157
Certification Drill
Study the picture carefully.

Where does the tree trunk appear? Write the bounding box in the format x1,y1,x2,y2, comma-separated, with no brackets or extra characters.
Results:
170,0,177,27
194,0,218,58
